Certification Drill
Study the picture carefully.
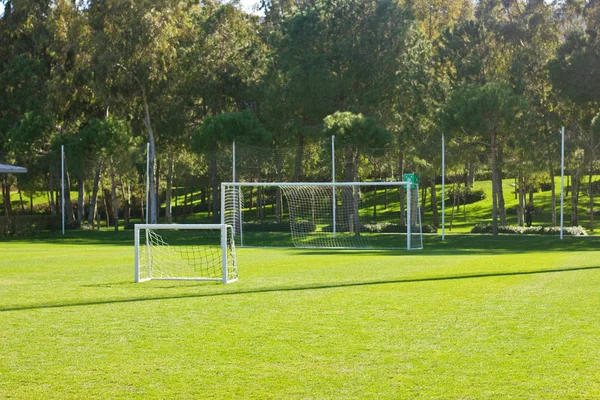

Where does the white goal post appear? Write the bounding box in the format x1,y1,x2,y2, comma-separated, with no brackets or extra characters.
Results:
221,181,423,250
134,224,238,284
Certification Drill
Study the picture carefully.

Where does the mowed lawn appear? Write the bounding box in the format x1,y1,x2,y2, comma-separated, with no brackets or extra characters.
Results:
1,233,599,399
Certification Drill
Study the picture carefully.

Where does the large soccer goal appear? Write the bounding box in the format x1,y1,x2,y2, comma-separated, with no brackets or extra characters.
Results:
221,182,423,250
134,224,238,283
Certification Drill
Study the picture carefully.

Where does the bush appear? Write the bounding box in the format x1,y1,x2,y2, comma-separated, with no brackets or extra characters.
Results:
242,221,290,232
470,223,587,236
294,220,316,233
448,186,486,205
325,222,437,234
0,215,61,237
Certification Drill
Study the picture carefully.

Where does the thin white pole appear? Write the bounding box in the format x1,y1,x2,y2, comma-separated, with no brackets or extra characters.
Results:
220,183,225,224
61,145,65,236
134,225,140,282
441,133,445,240
232,139,236,183
560,126,565,240
221,225,228,284
232,139,236,236
332,135,336,238
146,142,150,224
407,182,412,250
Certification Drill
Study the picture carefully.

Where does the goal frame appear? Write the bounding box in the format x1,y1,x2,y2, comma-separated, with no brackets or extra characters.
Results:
221,181,422,250
134,223,237,284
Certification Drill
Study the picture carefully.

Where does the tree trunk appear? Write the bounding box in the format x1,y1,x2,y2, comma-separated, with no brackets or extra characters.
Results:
517,171,525,226
497,170,506,226
550,167,557,226
276,187,282,223
48,169,56,215
373,186,377,219
17,177,24,213
430,177,438,227
490,132,499,236
343,147,355,233
398,152,405,226
165,151,174,223
77,175,85,223
449,184,456,231
155,157,161,220
210,150,219,223
589,161,595,232
119,176,130,224
110,160,119,231
293,133,304,181
88,163,103,225
2,176,10,217
182,189,188,222
570,171,580,226
61,153,76,222
141,92,158,224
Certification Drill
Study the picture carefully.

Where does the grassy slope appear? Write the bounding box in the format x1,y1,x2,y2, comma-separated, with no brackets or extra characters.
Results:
7,176,600,235
426,177,600,234
1,232,599,398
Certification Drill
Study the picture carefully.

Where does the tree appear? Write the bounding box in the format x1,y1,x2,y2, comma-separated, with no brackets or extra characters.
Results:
192,110,271,222
549,29,600,230
89,0,191,223
440,83,527,236
323,111,391,234
272,0,410,180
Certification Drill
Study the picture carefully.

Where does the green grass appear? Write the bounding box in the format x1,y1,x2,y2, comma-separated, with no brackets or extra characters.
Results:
7,176,600,236
1,232,600,398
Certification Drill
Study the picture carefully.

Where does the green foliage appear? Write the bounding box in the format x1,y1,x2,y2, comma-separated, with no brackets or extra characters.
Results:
471,223,588,236
448,186,486,205
548,30,600,107
323,112,391,151
323,222,437,234
440,83,527,139
191,110,271,154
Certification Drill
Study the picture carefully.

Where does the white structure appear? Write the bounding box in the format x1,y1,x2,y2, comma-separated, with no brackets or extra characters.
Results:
221,181,423,250
134,224,238,284
0,164,27,174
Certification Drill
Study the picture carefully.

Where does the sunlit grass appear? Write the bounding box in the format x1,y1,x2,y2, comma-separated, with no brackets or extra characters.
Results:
1,233,600,398
8,176,600,236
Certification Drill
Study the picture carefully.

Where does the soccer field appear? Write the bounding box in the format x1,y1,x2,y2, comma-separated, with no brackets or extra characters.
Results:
1,233,599,399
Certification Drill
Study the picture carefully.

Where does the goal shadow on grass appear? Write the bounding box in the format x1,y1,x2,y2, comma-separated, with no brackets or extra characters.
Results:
2,265,599,312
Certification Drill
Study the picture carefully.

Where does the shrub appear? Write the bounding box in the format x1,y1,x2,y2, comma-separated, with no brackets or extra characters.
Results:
0,215,61,237
470,223,587,236
243,221,290,232
294,220,316,233
448,186,486,205
329,222,437,234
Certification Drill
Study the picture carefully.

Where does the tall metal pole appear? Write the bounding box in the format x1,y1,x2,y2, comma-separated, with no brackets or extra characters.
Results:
407,182,412,250
232,139,237,236
332,135,336,238
232,139,236,183
146,142,150,224
560,126,565,240
61,145,65,235
441,132,445,240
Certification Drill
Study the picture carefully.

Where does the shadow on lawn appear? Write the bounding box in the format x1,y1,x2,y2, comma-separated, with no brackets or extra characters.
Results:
2,265,599,312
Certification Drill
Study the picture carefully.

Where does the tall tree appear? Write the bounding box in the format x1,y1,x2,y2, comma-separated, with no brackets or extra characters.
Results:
89,0,191,223
440,83,527,236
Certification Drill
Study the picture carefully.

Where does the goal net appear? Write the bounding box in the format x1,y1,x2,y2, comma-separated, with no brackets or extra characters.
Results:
221,182,422,250
134,224,238,283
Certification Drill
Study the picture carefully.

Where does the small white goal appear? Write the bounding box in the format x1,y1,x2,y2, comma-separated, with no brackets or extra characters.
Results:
134,224,237,284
